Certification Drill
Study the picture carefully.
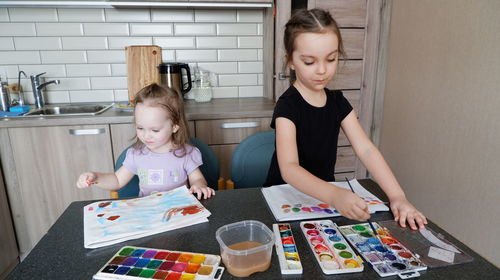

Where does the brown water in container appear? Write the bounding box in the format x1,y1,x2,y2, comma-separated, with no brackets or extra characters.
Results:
222,241,272,277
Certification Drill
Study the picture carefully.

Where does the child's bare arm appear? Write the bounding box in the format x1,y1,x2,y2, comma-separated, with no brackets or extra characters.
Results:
76,166,135,191
188,168,215,199
341,111,427,229
275,117,370,221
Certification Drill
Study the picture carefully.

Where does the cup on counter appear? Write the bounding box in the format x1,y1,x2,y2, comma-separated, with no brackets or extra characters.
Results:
192,68,213,102
215,220,274,277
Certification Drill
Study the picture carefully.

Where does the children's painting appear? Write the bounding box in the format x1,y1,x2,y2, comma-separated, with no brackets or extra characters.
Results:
262,179,389,221
84,186,211,249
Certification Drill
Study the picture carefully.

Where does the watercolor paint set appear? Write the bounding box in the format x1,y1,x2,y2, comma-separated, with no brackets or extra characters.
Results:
93,246,224,280
273,223,303,274
339,223,427,278
300,220,364,274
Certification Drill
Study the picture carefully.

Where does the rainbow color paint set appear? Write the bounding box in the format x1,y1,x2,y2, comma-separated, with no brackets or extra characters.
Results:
93,246,224,280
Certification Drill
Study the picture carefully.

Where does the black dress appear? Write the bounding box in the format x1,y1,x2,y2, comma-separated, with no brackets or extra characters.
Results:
264,86,353,186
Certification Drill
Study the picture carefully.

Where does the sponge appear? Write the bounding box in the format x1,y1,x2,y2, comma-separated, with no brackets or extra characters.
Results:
9,105,31,113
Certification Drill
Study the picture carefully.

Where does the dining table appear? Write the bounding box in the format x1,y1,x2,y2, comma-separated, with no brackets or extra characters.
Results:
5,179,499,279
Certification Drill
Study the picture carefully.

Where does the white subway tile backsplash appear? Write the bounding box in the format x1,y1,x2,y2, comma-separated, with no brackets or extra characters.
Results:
70,90,114,103
212,87,238,98
257,49,263,60
36,23,83,36
238,61,262,73
111,64,127,76
90,77,127,89
83,23,129,36
14,37,61,51
67,64,111,77
161,50,176,62
55,77,91,90
257,23,263,35
114,89,129,101
197,37,236,49
0,23,35,36
0,51,40,64
238,36,263,48
218,49,257,61
105,9,150,22
0,8,9,22
237,10,263,22
239,85,263,97
45,90,71,104
217,24,257,35
57,9,105,22
218,74,257,86
175,24,216,35
195,10,236,22
152,9,194,22
176,50,216,62
87,50,125,63
41,51,86,64
62,37,107,50
0,38,14,50
1,7,265,103
0,66,19,79
8,8,57,22
20,65,66,77
130,23,172,36
154,37,195,49
196,62,237,74
109,37,153,50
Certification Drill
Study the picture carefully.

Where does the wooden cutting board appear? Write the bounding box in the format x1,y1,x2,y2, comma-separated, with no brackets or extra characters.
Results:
125,45,162,102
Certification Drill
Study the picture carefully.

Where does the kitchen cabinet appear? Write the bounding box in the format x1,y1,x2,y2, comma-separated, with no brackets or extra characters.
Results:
195,117,273,179
0,169,18,279
0,125,113,258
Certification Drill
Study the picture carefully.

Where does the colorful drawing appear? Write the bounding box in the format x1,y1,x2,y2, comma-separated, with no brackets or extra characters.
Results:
84,186,211,249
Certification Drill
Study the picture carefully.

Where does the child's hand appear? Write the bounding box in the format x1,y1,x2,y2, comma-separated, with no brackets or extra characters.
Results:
189,185,215,200
77,172,97,189
390,196,427,230
331,188,371,221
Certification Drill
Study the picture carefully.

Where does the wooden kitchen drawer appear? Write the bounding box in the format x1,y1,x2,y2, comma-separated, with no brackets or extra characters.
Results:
195,117,272,145
335,146,356,173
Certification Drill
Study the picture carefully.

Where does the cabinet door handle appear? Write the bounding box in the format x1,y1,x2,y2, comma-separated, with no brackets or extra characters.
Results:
69,128,106,135
220,122,259,129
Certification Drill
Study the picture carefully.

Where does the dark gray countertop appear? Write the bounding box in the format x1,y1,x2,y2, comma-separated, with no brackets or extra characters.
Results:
5,179,499,279
0,97,275,128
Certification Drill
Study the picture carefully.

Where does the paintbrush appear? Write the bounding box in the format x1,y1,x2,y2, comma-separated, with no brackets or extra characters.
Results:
344,177,382,241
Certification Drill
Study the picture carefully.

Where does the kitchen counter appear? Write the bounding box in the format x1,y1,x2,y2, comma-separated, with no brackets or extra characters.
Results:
5,179,500,279
0,97,276,128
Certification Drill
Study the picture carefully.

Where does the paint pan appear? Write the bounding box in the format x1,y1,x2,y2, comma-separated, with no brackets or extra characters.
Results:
273,223,303,274
339,222,427,279
300,220,364,274
92,246,224,280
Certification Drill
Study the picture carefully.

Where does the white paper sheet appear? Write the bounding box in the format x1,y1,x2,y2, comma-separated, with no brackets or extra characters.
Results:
262,179,389,221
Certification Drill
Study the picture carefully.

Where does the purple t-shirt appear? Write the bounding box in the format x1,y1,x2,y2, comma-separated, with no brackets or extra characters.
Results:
122,145,202,196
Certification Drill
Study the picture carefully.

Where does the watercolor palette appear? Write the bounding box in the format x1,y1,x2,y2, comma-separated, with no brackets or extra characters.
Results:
300,220,364,274
93,246,224,280
339,223,427,278
273,223,303,274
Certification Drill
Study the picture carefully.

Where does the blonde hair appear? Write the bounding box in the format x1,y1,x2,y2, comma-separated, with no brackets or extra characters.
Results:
132,83,191,157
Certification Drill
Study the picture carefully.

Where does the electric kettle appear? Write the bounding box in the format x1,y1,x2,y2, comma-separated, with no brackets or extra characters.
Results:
158,62,192,96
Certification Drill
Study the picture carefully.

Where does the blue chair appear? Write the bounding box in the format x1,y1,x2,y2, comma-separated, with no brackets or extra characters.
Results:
110,138,222,199
226,130,275,189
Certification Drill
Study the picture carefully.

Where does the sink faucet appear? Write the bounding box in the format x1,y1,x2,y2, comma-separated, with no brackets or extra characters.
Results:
30,72,60,109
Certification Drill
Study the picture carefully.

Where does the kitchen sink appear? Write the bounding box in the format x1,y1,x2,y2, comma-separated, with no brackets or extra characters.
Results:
23,103,114,117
